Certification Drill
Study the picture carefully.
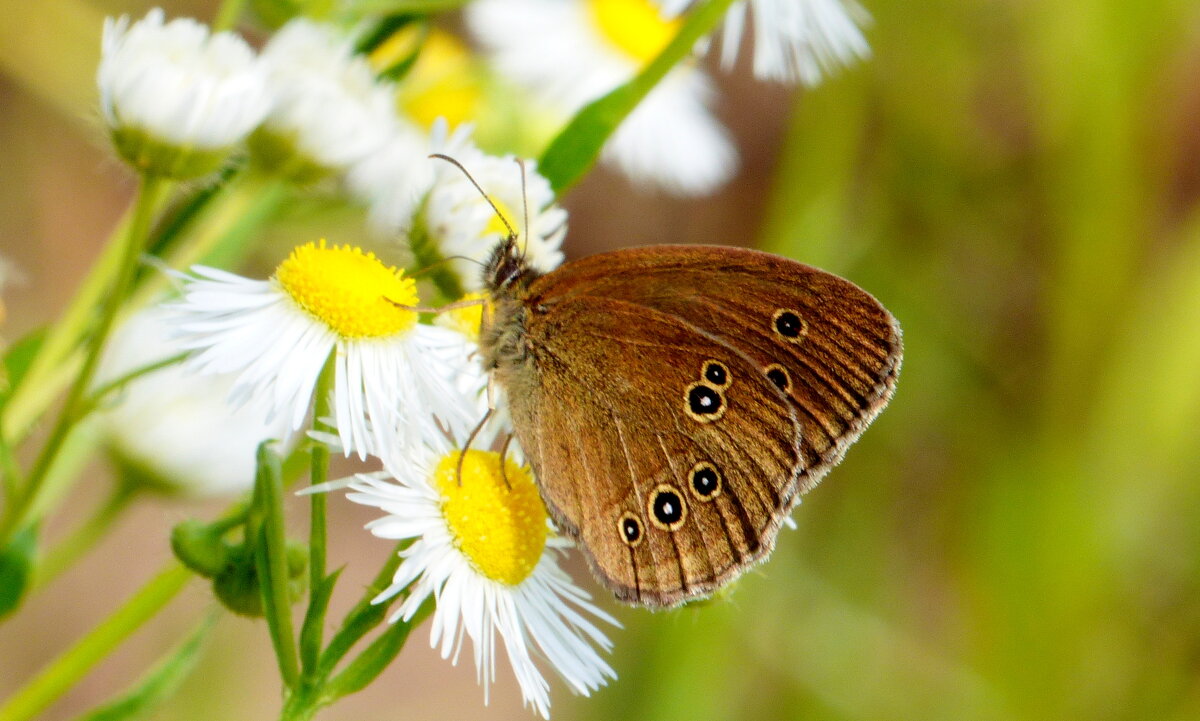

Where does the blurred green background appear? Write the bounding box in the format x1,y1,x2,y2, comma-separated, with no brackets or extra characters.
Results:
2,0,1200,719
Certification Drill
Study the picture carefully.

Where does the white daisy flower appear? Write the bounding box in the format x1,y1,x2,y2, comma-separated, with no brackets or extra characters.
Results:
467,0,737,196
345,119,475,243
420,133,567,292
164,241,479,460
343,442,617,719
98,8,269,178
657,0,871,85
96,306,295,496
254,19,399,180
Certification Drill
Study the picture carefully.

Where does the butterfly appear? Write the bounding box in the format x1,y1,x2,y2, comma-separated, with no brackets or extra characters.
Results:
477,235,902,608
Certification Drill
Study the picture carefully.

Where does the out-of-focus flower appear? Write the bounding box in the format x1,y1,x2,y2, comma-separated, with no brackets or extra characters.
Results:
164,241,477,459
657,0,870,85
467,0,737,196
338,443,617,719
420,128,567,292
98,8,269,178
253,19,400,181
96,306,293,496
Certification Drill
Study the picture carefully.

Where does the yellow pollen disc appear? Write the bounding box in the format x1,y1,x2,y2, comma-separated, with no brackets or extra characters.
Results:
434,292,486,342
483,195,519,240
397,30,483,129
588,0,681,63
433,450,548,586
274,240,419,339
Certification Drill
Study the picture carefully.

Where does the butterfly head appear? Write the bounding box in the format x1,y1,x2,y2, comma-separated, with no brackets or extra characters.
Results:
483,233,540,296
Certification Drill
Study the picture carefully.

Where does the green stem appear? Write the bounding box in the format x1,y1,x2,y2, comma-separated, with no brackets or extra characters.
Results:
82,353,187,416
278,685,322,721
32,482,137,591
296,353,336,680
2,174,172,540
0,211,131,448
255,444,300,687
309,353,336,593
0,563,191,721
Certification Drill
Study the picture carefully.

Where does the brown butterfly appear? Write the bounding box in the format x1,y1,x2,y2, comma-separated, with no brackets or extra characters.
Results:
478,236,901,608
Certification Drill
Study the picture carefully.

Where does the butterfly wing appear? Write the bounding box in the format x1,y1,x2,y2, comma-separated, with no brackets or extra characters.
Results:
501,245,901,607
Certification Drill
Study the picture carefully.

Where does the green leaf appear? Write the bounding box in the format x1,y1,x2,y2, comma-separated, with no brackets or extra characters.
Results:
299,569,342,677
72,613,216,721
253,442,300,686
325,600,432,700
317,541,407,677
1,328,47,403
0,525,37,618
538,0,738,195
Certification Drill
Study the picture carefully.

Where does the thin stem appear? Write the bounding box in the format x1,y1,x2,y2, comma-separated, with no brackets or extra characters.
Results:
254,444,300,687
309,352,336,592
82,353,187,415
2,174,172,540
32,482,137,591
0,563,191,721
0,211,132,448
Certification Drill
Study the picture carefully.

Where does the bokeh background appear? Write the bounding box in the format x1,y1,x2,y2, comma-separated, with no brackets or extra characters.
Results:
3,0,1200,720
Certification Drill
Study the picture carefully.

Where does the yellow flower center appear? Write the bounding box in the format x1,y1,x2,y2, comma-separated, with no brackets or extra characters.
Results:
435,292,486,342
274,240,419,339
483,195,520,239
588,0,681,63
394,30,483,129
433,449,548,586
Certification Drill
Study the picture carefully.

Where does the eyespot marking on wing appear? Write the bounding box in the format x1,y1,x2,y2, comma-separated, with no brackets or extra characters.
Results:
772,309,808,343
685,382,726,422
689,461,722,501
648,484,687,531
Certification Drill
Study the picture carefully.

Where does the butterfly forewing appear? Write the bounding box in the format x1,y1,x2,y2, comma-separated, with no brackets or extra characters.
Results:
527,245,901,489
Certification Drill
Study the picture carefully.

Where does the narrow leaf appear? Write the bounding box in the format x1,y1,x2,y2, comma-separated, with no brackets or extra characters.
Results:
72,613,217,721
317,541,407,676
0,525,37,618
538,0,738,194
299,569,342,677
325,601,432,700
1,328,47,403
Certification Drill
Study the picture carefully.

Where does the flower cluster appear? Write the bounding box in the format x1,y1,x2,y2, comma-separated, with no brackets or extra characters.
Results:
99,1,868,193
88,2,870,717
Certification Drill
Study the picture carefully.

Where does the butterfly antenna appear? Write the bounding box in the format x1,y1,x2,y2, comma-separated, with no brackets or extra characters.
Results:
516,158,531,262
456,407,494,487
429,153,517,241
408,254,487,280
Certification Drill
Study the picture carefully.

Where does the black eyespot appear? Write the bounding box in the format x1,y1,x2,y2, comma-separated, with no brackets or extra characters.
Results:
765,364,790,392
649,485,687,530
703,360,729,388
618,512,643,547
687,384,723,415
773,309,807,340
689,462,722,501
